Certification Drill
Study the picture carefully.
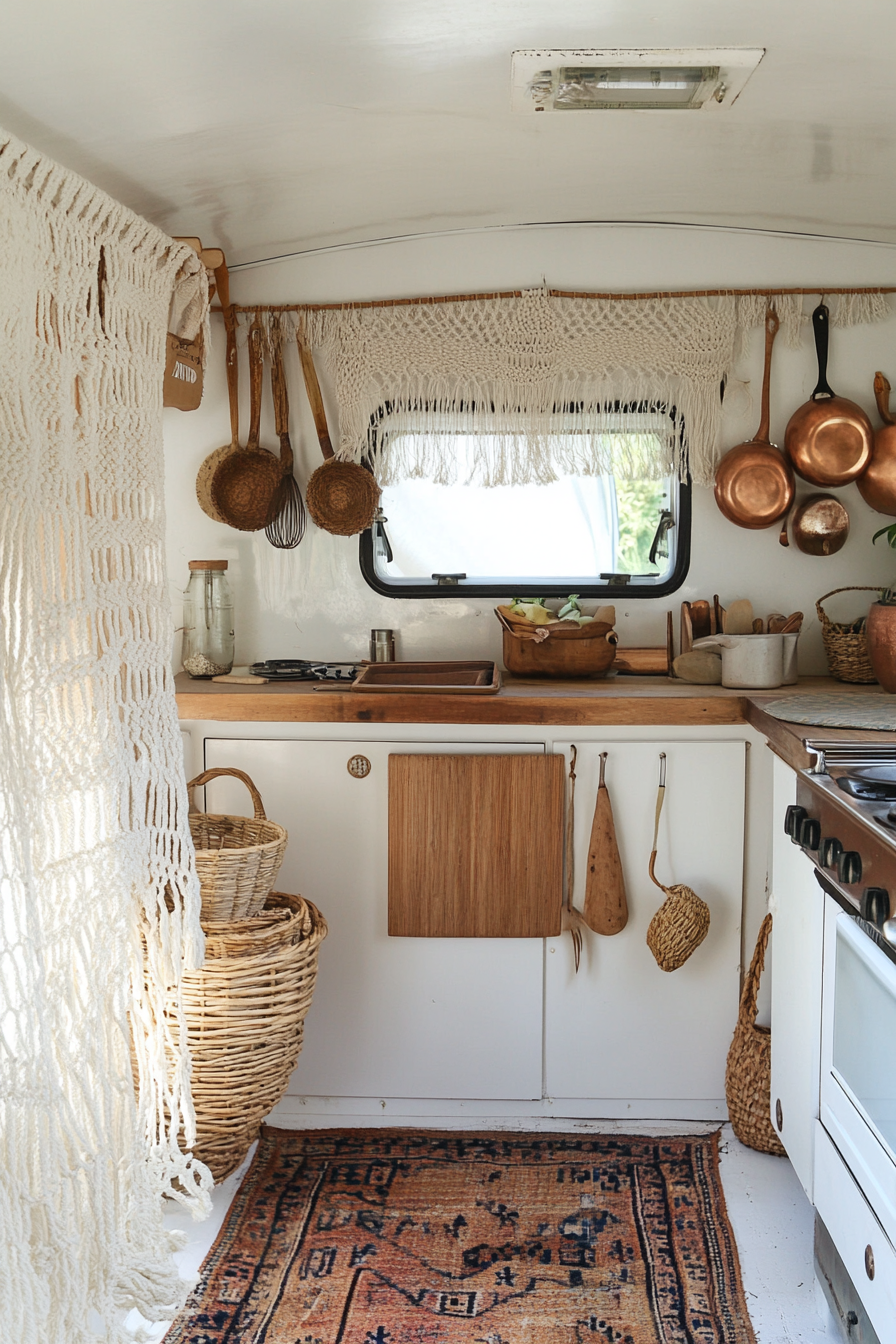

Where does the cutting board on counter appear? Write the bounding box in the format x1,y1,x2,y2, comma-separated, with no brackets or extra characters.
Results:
388,754,564,937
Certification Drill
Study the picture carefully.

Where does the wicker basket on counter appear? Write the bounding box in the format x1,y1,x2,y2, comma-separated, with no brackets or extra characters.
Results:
725,913,786,1157
816,586,883,684
495,606,618,678
170,891,327,1180
187,767,288,920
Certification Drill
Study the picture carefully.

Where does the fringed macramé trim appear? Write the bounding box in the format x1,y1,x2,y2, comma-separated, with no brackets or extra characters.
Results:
234,289,891,489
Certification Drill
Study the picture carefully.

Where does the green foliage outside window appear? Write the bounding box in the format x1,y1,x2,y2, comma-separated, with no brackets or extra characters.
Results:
615,480,667,575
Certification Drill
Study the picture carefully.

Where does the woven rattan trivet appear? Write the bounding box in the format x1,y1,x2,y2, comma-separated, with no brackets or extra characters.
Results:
761,693,896,731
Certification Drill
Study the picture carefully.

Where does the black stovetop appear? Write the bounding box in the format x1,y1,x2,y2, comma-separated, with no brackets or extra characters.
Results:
249,659,362,682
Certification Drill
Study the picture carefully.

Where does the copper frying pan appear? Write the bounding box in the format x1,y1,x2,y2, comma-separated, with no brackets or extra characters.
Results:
715,307,795,529
856,372,896,516
784,302,873,486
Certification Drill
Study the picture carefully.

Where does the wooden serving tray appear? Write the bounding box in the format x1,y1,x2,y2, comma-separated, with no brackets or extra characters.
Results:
352,660,502,694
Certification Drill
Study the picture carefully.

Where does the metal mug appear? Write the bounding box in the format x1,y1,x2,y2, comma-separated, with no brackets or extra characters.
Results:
370,628,395,662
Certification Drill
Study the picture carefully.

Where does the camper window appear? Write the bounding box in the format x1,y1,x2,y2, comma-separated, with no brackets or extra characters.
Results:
359,408,691,599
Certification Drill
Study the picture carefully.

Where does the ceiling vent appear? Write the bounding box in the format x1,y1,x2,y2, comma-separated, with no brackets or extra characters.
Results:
511,48,765,113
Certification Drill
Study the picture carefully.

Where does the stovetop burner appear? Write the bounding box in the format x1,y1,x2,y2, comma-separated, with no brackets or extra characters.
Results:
249,659,362,682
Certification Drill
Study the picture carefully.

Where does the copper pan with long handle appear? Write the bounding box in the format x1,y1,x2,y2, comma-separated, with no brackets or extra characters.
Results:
784,302,873,486
714,307,795,529
856,372,896,515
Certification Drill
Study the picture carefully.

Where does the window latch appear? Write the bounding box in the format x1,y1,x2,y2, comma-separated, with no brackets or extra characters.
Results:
648,509,675,566
372,509,394,564
432,573,466,586
599,573,632,586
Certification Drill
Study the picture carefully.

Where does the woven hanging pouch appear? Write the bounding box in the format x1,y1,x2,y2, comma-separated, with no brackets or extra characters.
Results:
645,753,710,972
725,912,787,1156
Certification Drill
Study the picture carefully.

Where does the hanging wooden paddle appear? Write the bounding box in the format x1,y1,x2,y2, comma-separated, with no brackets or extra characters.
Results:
582,751,628,935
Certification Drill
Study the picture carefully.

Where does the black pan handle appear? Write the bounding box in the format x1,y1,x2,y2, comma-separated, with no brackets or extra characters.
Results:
811,302,835,401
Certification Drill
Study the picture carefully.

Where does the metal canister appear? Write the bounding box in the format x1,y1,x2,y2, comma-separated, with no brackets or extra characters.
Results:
370,629,395,662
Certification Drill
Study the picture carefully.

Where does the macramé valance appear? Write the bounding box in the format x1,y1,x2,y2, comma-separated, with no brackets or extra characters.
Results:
297,288,890,487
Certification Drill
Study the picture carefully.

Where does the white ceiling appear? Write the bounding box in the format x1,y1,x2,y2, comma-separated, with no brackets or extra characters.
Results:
3,0,896,266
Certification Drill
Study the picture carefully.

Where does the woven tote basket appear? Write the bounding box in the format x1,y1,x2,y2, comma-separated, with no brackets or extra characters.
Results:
646,753,710,972
174,891,327,1180
187,767,287,920
816,586,884,684
725,912,786,1156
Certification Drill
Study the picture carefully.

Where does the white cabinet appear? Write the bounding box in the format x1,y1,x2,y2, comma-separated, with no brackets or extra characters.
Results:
203,737,546,1102
769,752,824,1200
194,730,751,1118
545,740,746,1113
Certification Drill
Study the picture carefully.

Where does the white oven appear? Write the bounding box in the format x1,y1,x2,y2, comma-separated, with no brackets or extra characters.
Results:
786,744,896,1341
816,894,896,1340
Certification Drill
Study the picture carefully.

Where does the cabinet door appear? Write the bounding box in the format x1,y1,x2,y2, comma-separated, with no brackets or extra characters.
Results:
545,740,746,1106
203,738,545,1101
769,753,825,1199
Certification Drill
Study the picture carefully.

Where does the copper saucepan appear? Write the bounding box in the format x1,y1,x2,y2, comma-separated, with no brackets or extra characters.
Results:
856,372,896,516
715,307,795,529
784,302,873,487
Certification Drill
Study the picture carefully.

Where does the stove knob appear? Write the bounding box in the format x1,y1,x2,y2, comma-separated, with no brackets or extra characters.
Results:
820,836,843,868
784,805,807,841
798,817,821,850
861,888,891,927
837,850,863,885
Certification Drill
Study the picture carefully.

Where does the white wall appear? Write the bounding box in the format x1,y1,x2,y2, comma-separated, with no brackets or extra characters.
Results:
163,224,896,673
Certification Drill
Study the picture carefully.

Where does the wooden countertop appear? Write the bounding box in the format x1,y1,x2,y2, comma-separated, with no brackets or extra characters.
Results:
175,673,896,758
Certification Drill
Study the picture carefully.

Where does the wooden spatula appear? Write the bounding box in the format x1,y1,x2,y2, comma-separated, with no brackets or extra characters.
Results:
583,752,628,936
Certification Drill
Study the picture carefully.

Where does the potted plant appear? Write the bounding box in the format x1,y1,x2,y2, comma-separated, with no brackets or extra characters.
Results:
868,523,896,692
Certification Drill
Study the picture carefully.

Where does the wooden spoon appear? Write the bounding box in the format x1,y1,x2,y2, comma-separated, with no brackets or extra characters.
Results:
210,315,283,531
196,263,238,521
582,752,628,936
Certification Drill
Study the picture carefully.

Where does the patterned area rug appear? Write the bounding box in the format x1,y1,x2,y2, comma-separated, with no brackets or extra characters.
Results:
165,1127,756,1344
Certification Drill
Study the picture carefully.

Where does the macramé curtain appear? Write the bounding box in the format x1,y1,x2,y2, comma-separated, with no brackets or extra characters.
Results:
0,129,210,1342
298,287,889,487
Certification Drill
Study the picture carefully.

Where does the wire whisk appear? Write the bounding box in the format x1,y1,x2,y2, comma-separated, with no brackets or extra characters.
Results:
266,472,306,549
266,319,307,549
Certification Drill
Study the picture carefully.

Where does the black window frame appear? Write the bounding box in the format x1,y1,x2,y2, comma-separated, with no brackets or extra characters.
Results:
358,399,692,601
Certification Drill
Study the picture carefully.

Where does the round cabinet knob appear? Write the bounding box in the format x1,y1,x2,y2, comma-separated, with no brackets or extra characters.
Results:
799,817,821,850
346,754,372,779
865,1244,875,1281
861,887,891,928
837,850,863,885
820,836,843,868
784,805,807,840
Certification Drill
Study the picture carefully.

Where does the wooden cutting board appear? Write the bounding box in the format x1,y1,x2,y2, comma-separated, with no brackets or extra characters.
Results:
388,754,564,937
582,753,628,935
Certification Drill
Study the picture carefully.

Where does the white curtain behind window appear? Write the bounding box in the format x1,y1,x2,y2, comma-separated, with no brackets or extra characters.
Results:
0,130,210,1343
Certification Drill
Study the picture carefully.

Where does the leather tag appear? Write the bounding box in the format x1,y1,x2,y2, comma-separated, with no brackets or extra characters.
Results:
163,331,204,410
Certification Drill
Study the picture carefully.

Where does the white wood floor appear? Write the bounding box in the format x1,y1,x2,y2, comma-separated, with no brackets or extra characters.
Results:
131,1122,840,1343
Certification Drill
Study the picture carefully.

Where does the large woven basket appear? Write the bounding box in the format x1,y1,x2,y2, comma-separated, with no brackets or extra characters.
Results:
725,912,786,1156
187,767,287,920
817,586,883,684
178,891,327,1180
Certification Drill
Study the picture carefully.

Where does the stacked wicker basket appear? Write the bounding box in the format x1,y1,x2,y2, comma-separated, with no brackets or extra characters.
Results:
175,767,326,1180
